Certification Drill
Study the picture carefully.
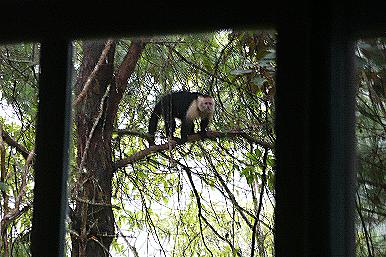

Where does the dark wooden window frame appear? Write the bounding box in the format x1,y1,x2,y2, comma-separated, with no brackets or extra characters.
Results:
1,1,384,256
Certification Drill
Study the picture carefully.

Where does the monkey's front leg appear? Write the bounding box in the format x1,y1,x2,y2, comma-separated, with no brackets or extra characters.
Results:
199,118,210,138
180,120,194,143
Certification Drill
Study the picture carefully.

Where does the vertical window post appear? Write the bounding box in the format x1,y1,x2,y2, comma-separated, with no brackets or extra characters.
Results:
31,40,72,257
329,8,355,255
275,3,355,256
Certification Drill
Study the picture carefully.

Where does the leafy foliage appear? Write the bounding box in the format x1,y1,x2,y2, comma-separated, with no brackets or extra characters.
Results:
2,33,384,257
0,43,38,257
100,31,277,256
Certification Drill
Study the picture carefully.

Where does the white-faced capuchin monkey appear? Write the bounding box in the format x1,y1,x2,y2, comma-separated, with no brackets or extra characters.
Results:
148,91,215,145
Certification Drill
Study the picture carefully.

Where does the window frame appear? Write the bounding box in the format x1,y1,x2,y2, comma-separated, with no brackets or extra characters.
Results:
1,1,385,256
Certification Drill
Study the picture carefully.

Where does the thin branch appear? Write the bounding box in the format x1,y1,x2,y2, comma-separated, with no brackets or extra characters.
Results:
114,129,151,141
170,47,232,86
183,164,214,257
0,127,33,245
78,85,111,174
209,33,236,91
89,236,113,257
129,175,167,257
356,192,374,257
14,149,34,211
128,244,140,257
73,197,120,209
202,150,253,229
116,226,139,257
2,204,31,223
181,162,242,257
0,122,9,220
73,39,115,107
251,148,268,257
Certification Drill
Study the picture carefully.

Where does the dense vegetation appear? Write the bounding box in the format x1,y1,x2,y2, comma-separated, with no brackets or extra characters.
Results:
0,33,384,256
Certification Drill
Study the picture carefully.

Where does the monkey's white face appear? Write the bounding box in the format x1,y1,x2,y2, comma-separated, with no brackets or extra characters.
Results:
197,96,215,115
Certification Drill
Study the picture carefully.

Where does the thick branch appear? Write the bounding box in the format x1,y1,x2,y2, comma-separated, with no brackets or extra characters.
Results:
108,39,146,121
113,130,272,170
114,140,177,170
115,39,146,95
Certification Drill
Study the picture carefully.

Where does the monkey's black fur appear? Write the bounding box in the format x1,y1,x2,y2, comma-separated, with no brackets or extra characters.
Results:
148,91,213,145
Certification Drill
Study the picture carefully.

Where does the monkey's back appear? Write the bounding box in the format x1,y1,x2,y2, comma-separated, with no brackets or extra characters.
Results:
157,91,202,119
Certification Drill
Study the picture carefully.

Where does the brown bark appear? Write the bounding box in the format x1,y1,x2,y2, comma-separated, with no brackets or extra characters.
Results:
70,39,145,257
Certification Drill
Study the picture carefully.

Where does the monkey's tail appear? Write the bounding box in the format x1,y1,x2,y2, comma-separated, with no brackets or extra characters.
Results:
148,103,161,145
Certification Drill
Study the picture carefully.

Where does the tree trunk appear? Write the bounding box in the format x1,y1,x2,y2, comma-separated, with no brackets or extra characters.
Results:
70,39,145,257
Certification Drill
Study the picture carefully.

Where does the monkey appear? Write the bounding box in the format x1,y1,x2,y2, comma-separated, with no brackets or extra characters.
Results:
148,91,215,145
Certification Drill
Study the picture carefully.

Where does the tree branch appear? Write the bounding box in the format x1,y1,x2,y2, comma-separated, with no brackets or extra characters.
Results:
108,39,146,122
199,147,254,228
78,85,111,174
183,164,214,257
114,129,151,141
115,39,146,95
73,39,115,107
181,162,240,257
1,129,32,160
251,148,268,257
113,130,272,170
170,47,232,86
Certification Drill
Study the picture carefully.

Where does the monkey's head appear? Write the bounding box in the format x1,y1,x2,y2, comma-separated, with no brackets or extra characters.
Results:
197,95,215,116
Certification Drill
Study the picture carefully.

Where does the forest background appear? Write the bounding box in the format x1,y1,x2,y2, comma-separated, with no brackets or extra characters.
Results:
0,31,384,256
